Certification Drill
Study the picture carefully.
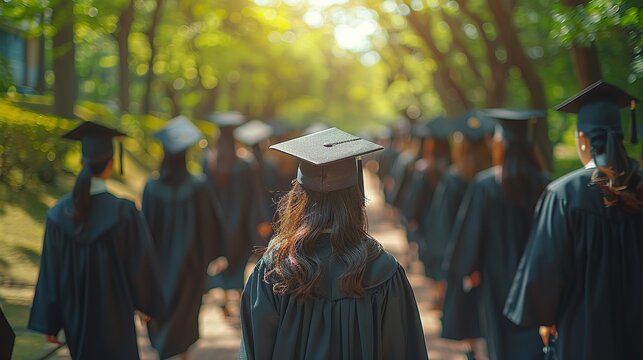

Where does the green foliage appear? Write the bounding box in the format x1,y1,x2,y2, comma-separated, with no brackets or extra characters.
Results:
0,57,14,91
551,0,643,80
0,100,77,190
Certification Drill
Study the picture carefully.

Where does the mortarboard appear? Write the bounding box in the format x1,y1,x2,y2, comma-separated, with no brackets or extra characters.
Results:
62,121,127,174
453,110,496,140
153,115,203,154
206,111,246,128
234,119,274,147
270,127,383,194
481,108,546,144
555,80,640,144
412,116,453,139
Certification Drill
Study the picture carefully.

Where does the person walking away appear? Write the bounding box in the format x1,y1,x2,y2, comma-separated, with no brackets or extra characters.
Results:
143,116,226,359
238,128,429,360
505,81,643,360
424,110,495,359
448,109,549,360
28,122,165,359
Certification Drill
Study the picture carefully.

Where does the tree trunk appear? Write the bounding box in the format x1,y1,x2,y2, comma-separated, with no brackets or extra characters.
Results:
52,0,77,118
115,0,134,114
562,0,602,88
194,86,221,119
405,10,471,115
141,0,164,115
486,0,552,170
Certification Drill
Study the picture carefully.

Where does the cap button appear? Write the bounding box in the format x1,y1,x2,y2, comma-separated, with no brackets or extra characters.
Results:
323,142,333,147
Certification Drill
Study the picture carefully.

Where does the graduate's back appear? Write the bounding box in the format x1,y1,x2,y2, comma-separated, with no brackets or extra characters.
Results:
240,238,427,360
28,122,165,360
29,188,165,359
238,128,428,360
505,81,643,360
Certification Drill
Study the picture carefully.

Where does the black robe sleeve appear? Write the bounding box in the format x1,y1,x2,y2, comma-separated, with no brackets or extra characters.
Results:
449,182,486,279
28,220,64,336
238,260,279,360
120,203,166,319
504,190,574,327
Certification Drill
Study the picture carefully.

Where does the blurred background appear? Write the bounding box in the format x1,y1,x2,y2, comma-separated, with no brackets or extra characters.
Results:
0,0,641,358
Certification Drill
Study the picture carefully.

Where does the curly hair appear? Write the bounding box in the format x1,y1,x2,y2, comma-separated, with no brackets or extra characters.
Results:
264,182,383,299
589,128,643,213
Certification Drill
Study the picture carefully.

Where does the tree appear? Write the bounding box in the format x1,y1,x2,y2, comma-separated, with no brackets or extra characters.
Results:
52,0,77,118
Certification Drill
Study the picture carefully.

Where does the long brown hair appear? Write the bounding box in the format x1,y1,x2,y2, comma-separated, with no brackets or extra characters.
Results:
264,182,383,299
453,133,492,181
589,128,643,213
425,137,451,188
498,139,548,209
72,159,111,223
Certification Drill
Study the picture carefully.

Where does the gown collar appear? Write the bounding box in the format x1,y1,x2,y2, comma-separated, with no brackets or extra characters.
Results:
90,177,108,195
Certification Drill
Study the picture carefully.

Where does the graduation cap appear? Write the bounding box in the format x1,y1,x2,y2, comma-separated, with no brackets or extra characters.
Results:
555,80,640,144
153,115,203,154
270,127,383,195
62,121,127,174
412,116,453,139
454,110,496,140
205,111,246,128
481,108,546,143
234,119,274,147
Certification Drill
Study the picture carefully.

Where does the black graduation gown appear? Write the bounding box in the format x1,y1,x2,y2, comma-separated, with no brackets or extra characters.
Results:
205,156,264,290
449,167,544,360
400,166,436,245
142,174,224,359
0,306,15,359
376,147,399,198
421,170,481,340
420,170,465,280
238,237,428,360
504,167,643,360
28,192,165,360
386,151,415,209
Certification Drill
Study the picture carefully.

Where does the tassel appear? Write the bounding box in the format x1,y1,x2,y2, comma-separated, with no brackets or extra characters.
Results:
630,99,638,145
357,156,365,206
119,141,124,175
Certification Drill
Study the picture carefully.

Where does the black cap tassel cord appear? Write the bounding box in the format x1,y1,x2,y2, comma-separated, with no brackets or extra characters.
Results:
119,141,124,175
630,100,637,145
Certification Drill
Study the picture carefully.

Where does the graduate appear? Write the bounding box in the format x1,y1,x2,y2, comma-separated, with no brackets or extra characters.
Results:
203,111,270,316
142,116,225,359
505,81,643,360
448,109,549,360
28,122,165,359
234,119,278,240
397,116,451,270
238,128,428,360
422,110,495,359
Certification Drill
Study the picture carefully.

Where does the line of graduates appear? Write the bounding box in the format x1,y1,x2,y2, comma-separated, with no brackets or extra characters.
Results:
374,80,642,360
25,113,298,359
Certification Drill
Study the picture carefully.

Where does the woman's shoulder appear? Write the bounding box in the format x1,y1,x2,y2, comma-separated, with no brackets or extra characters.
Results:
363,248,401,290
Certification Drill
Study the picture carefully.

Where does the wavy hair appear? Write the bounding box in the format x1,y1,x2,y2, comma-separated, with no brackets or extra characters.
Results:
588,128,643,213
264,182,383,299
